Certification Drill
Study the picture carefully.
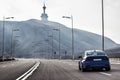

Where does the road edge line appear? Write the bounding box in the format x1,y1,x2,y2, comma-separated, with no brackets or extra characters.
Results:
22,61,40,80
16,61,40,80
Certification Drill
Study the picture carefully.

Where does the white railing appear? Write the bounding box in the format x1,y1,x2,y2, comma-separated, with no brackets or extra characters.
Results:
110,58,120,62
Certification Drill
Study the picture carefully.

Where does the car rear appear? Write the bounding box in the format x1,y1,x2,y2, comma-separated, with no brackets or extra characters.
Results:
82,56,110,71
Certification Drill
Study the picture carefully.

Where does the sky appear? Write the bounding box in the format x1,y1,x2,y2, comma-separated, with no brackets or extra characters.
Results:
0,0,120,43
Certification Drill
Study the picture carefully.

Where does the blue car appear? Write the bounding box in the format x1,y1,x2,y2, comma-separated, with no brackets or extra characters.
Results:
78,50,111,72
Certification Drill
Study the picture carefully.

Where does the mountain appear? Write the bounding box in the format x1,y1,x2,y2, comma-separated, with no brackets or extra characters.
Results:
0,19,118,58
105,46,120,57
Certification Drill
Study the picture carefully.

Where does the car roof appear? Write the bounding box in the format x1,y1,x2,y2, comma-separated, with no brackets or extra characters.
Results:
85,50,104,53
84,50,106,56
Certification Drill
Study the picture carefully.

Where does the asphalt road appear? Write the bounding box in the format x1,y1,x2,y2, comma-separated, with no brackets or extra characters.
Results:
0,59,120,80
0,59,36,80
27,59,120,80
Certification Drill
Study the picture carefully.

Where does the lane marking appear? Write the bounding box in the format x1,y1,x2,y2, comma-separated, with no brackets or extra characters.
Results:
16,61,40,80
2,65,6,68
11,64,15,66
100,72,111,76
22,62,40,80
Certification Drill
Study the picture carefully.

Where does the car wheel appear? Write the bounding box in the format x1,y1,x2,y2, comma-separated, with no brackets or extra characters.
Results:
81,65,86,72
81,67,86,72
106,67,111,71
79,65,81,70
78,62,81,70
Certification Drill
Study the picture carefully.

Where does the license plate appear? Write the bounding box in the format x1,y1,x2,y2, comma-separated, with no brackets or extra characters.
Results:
93,59,102,61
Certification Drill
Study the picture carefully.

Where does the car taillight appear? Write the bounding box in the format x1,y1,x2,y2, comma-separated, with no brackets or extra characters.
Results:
85,57,92,61
102,57,109,60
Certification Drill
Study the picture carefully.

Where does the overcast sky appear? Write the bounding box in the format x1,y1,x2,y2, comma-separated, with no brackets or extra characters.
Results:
0,0,120,43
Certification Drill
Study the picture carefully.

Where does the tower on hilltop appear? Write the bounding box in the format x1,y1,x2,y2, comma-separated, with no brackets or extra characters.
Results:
41,3,48,21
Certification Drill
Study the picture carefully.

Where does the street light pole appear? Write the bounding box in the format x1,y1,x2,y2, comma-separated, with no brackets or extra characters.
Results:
53,26,61,60
59,25,61,60
52,32,53,59
13,36,20,58
101,0,105,51
62,15,74,60
71,15,74,60
2,16,14,61
48,34,53,59
11,29,19,59
2,17,5,61
11,29,13,59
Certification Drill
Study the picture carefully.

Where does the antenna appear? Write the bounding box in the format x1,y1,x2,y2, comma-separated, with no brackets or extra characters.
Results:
43,0,47,5
43,0,47,13
41,0,48,20
43,0,45,4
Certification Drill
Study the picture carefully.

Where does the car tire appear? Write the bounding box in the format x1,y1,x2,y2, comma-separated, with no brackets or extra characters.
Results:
78,62,81,70
81,65,86,72
106,67,111,71
81,68,86,72
79,65,81,70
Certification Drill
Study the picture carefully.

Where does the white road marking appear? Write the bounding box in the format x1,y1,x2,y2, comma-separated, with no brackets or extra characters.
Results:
16,61,40,80
2,65,6,68
11,64,15,66
100,72,111,76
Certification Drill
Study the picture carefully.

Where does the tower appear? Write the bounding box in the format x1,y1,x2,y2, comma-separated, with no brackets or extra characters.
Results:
41,3,48,21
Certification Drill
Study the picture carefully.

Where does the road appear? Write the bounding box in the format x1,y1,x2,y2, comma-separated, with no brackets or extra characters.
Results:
27,59,120,80
0,59,36,80
0,59,120,80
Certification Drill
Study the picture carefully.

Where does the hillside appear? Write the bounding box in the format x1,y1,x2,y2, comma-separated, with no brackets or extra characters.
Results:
0,19,118,58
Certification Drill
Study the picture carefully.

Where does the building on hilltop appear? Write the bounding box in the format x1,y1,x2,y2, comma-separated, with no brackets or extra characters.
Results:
41,3,48,21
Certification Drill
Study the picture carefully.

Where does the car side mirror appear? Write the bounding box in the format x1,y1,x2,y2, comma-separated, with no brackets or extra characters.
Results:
78,56,82,58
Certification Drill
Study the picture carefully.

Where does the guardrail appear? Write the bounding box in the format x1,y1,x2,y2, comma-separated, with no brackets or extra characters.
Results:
110,58,120,61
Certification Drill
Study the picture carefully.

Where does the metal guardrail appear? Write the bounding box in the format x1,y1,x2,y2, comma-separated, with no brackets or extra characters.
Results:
110,58,120,61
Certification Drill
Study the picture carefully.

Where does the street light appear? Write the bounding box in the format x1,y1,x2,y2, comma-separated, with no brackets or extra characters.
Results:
11,29,19,59
45,39,49,59
53,27,61,60
2,16,14,61
48,34,53,59
12,36,20,58
101,0,105,51
62,15,74,60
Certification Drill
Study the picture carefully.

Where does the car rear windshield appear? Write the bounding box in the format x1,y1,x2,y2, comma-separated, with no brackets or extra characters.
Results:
86,52,106,56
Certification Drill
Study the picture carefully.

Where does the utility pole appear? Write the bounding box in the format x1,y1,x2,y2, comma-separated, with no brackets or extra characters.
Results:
53,27,61,59
11,29,19,59
2,17,14,61
62,15,74,60
101,0,105,51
